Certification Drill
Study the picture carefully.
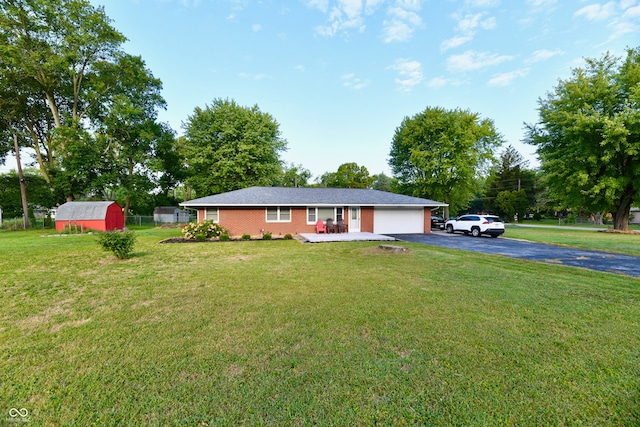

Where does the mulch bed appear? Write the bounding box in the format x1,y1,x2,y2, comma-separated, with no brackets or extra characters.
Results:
599,229,640,235
159,237,287,244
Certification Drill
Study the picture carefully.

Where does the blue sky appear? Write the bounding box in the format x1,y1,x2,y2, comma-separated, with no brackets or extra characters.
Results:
3,0,640,180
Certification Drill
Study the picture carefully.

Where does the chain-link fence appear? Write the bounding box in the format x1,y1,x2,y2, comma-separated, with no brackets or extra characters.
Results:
0,217,53,230
1,215,194,230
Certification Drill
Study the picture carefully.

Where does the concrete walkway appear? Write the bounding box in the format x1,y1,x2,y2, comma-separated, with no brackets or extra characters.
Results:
300,232,397,243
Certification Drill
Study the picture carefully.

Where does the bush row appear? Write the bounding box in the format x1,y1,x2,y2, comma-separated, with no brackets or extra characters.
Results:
181,221,292,241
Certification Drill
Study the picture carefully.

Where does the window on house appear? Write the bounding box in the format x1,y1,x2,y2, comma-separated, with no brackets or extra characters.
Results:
266,207,291,222
205,208,219,222
307,207,343,223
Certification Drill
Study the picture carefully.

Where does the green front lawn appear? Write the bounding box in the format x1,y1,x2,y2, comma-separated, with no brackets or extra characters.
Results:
1,229,639,425
507,225,640,256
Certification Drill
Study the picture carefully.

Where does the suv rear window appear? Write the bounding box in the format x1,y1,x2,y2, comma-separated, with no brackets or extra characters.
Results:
485,217,504,223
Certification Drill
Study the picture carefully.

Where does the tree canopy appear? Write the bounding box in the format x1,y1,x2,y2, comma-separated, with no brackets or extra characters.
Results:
183,98,288,196
484,145,536,220
318,162,373,188
0,0,173,213
389,106,503,214
526,47,640,230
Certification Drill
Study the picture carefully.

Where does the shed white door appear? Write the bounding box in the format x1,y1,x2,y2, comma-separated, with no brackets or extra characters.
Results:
373,208,424,234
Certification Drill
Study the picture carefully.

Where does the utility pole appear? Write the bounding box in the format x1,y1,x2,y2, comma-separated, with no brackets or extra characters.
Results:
13,133,29,229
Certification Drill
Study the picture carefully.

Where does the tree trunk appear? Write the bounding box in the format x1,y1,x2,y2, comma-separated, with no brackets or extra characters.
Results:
612,187,634,231
13,134,29,229
593,212,603,225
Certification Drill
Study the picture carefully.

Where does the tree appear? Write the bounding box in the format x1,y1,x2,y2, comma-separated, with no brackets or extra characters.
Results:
484,145,536,216
150,132,188,204
278,163,312,187
526,47,640,231
0,0,168,209
183,98,288,196
95,54,167,216
389,106,503,214
495,190,529,222
318,162,373,188
0,169,58,218
371,172,394,192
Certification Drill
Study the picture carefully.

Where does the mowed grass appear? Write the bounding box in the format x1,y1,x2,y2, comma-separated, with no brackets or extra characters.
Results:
507,225,640,256
1,229,639,426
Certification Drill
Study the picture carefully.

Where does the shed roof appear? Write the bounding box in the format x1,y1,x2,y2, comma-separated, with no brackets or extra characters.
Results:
154,206,182,215
180,186,447,208
56,201,119,220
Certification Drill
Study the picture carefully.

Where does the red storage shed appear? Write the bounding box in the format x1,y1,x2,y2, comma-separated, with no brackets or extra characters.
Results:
55,201,124,232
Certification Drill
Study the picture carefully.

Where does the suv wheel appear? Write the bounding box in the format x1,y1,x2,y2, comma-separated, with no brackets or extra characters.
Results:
446,224,454,234
471,227,481,237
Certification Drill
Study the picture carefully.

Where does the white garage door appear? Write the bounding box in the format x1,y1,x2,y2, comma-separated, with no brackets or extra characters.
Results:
374,208,424,234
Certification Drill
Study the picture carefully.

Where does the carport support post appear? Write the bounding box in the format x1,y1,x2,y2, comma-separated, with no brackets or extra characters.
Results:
444,205,450,222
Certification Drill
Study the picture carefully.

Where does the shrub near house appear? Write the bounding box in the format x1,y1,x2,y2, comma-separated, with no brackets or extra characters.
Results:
182,220,225,240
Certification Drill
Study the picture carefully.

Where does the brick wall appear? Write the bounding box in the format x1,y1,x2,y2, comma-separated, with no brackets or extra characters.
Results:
424,207,431,233
199,207,316,238
195,205,435,235
361,207,374,232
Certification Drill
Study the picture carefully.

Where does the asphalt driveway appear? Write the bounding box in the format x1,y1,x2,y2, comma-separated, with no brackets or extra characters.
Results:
386,231,640,278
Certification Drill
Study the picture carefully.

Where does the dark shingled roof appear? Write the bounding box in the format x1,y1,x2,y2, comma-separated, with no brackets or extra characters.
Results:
181,187,447,207
56,201,118,220
154,206,181,215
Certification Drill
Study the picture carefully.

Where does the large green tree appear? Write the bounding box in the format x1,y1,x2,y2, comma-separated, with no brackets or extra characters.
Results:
0,0,126,191
318,162,373,188
526,48,640,230
484,145,536,217
389,106,503,214
278,163,312,187
1,0,170,210
0,169,59,218
183,98,288,196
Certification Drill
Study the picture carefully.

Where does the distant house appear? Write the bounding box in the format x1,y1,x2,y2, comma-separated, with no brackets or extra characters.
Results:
55,201,124,232
631,207,640,224
153,206,191,223
180,186,447,237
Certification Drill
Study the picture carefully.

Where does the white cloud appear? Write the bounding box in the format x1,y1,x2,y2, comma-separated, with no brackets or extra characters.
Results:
309,0,422,41
307,0,330,13
179,0,202,7
619,0,637,10
526,0,557,7
252,24,262,32
341,73,371,90
446,50,515,72
465,0,500,7
427,77,448,88
382,4,423,42
527,49,564,62
487,68,530,86
313,0,367,36
574,2,617,21
622,5,640,19
456,13,495,32
442,11,496,51
388,59,424,92
441,35,474,51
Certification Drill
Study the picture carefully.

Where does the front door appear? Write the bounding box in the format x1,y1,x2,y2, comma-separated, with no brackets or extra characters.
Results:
350,207,361,232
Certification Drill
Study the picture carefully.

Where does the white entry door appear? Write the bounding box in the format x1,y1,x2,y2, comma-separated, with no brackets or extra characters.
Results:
350,207,361,232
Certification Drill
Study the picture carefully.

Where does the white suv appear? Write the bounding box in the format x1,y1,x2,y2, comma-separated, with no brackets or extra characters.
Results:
445,214,505,238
